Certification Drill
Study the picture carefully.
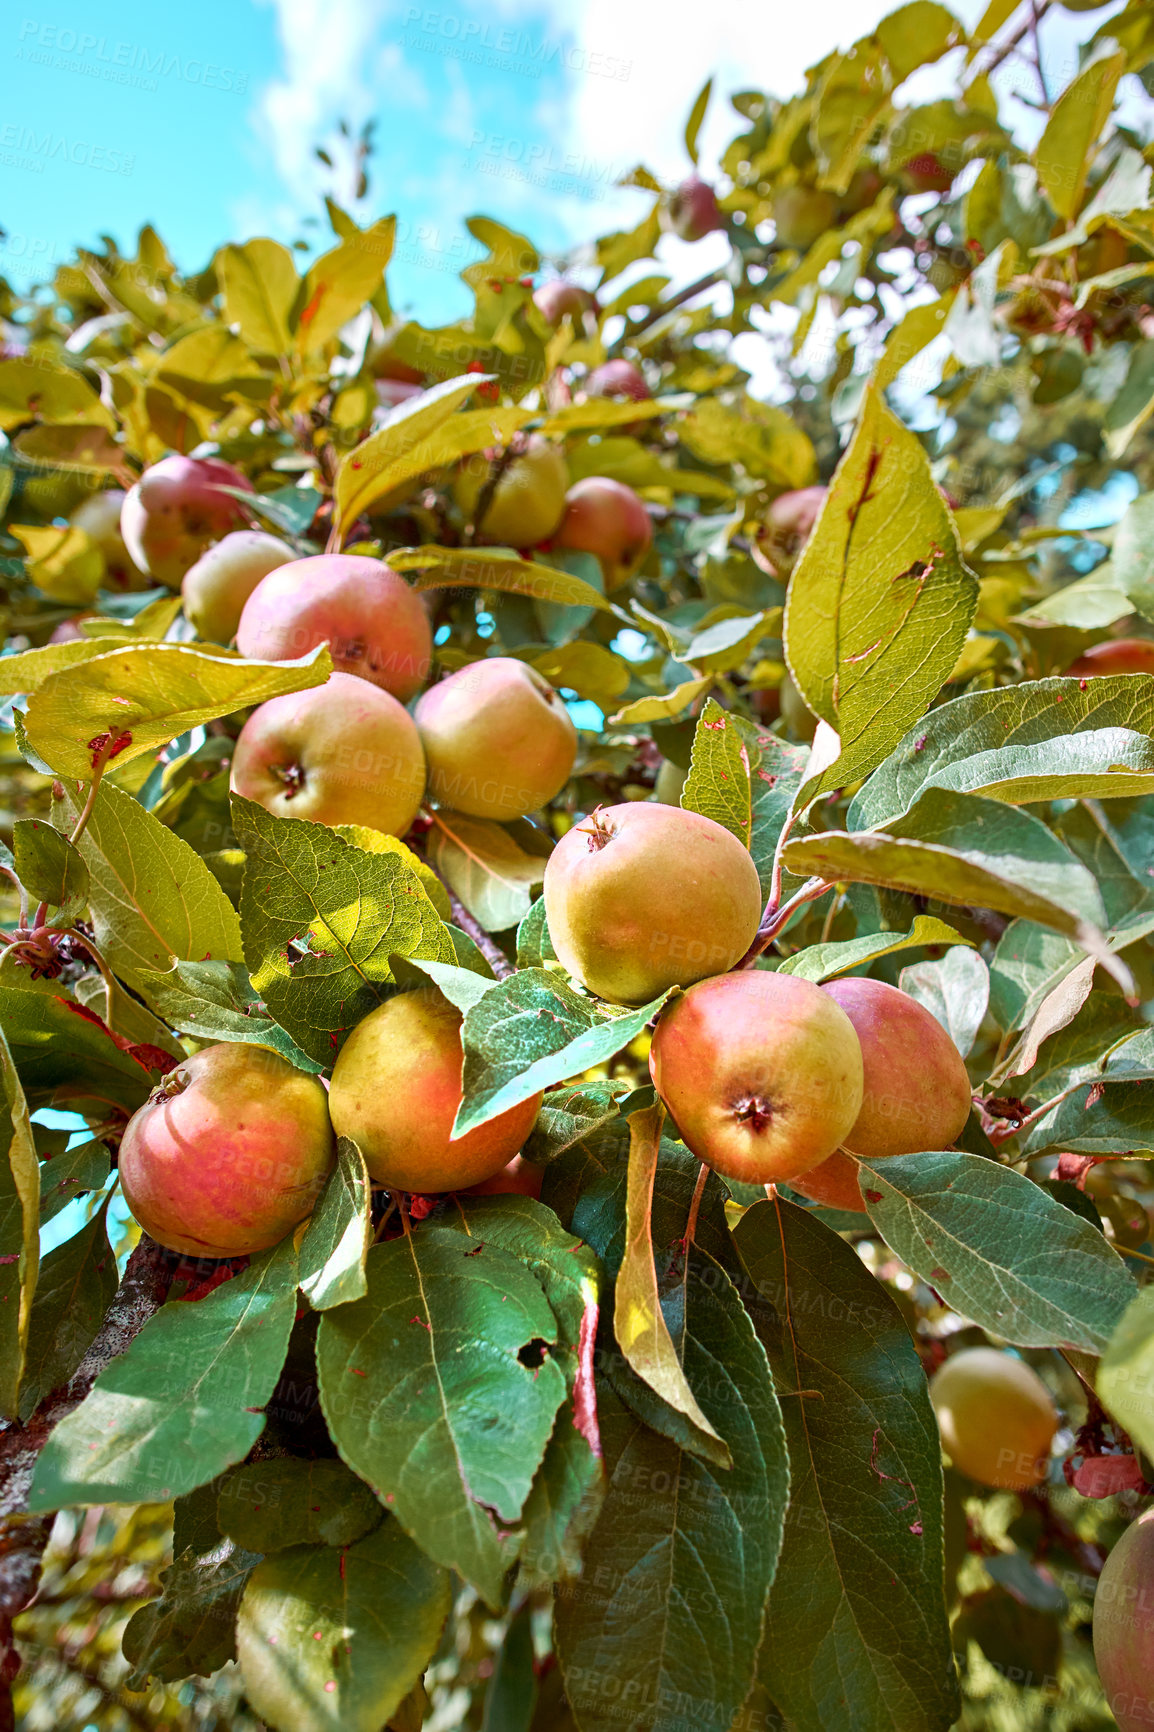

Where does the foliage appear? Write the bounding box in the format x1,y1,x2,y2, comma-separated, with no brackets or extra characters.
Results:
2,4,1154,1729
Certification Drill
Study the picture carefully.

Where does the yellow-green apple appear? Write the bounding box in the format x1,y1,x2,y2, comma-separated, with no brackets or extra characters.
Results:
649,970,865,1183
553,477,652,590
453,434,568,546
328,988,542,1191
118,1043,334,1258
929,1347,1057,1490
182,530,296,644
1094,1509,1154,1732
773,185,838,250
543,802,763,1004
235,553,432,702
414,656,577,820
230,670,426,834
120,454,248,588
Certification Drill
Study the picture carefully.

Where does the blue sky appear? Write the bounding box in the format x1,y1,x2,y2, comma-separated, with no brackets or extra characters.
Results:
0,0,1136,328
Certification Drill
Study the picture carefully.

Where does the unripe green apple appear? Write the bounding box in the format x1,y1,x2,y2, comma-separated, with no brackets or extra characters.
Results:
118,1043,334,1258
230,670,426,834
414,656,577,821
543,803,763,1004
69,488,148,590
662,175,723,242
553,477,653,591
653,759,687,805
453,435,568,546
649,970,865,1184
928,1347,1057,1491
235,553,433,702
792,977,972,1212
328,988,542,1191
182,530,296,644
1065,639,1154,678
773,186,838,250
120,454,249,588
1094,1509,1154,1732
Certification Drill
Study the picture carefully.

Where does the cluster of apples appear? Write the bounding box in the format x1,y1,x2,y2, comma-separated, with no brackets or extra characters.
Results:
99,448,654,842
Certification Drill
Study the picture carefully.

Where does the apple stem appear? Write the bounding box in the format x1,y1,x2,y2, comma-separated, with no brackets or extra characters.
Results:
738,876,833,968
63,929,119,1028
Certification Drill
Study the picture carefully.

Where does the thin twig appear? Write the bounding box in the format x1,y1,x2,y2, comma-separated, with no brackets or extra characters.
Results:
738,876,834,968
620,267,728,344
1028,0,1051,108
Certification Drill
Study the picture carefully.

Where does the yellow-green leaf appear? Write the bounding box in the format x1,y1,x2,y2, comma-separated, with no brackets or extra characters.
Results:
10,524,104,605
391,546,613,611
0,356,114,431
337,404,530,532
0,1027,39,1419
1035,43,1125,220
333,373,502,535
608,676,711,726
296,220,396,359
24,644,331,780
217,238,300,356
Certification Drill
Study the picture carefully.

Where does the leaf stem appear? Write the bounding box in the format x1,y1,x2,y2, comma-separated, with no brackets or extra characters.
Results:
685,1162,709,1248
738,876,833,968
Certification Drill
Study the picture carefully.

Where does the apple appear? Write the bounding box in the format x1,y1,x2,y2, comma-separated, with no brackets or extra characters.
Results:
230,670,426,834
452,434,568,546
235,553,433,703
182,530,296,644
534,280,598,327
583,359,651,404
753,484,827,577
553,477,653,591
118,1043,334,1259
1065,639,1154,678
69,488,148,590
1094,1508,1154,1732
928,1347,1057,1490
463,1154,544,1199
902,152,955,194
649,970,865,1184
791,977,972,1212
120,454,248,588
328,987,543,1191
414,657,577,821
542,802,763,1004
663,176,723,242
773,186,838,251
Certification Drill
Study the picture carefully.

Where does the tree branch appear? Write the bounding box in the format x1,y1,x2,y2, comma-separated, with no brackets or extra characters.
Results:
0,1237,173,1728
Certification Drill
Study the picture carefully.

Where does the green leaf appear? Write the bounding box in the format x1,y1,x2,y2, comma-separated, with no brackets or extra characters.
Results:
134,960,325,1072
988,919,1084,1037
426,812,546,934
37,1138,109,1226
860,1151,1137,1350
298,1138,371,1311
1034,42,1125,220
338,404,531,529
783,789,1128,991
233,797,453,1065
516,896,556,970
27,1237,300,1510
0,636,134,696
11,818,88,924
18,1198,116,1421
681,699,808,890
0,355,114,430
1015,568,1134,630
0,1028,39,1418
391,545,614,612
24,643,331,780
608,674,712,726
872,294,956,390
317,1228,567,1608
732,1197,958,1732
16,417,129,475
218,1458,382,1552
1113,491,1154,622
1105,339,1154,459
123,1535,262,1687
482,1602,538,1732
784,385,978,805
899,945,989,1058
614,1104,728,1464
877,1,961,81
236,1521,450,1732
0,981,152,1116
556,1250,788,1732
217,237,300,355
1019,1076,1154,1157
684,78,712,164
779,915,970,981
1098,1288,1154,1462
456,970,670,1138
57,783,242,993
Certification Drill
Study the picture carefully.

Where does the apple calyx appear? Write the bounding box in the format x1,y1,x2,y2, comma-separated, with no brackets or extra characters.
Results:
733,1095,774,1133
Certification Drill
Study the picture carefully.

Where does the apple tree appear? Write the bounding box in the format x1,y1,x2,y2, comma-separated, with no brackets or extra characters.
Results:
2,4,1154,1729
